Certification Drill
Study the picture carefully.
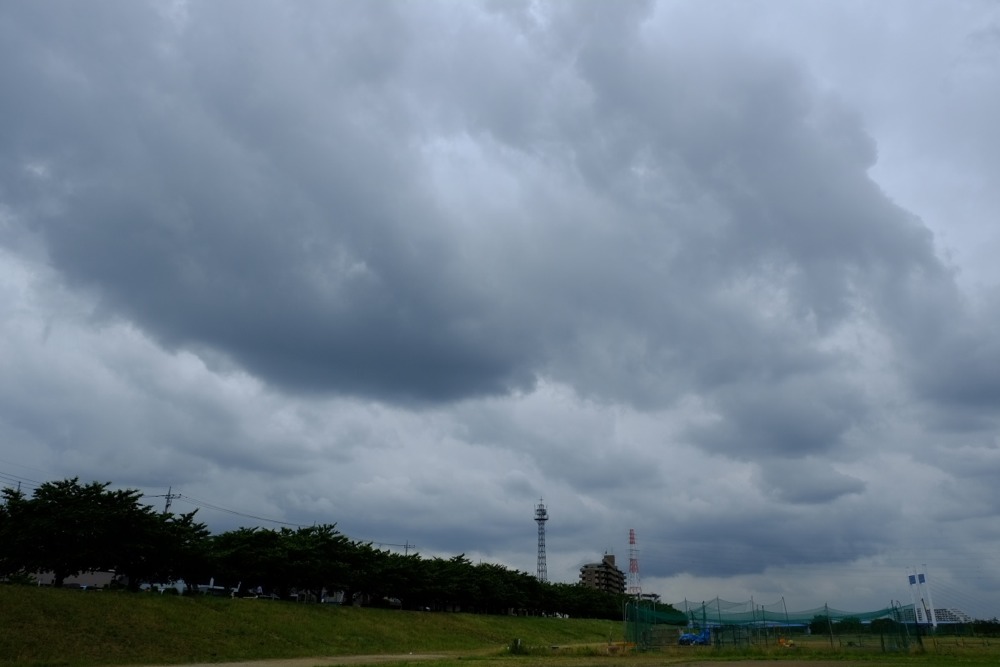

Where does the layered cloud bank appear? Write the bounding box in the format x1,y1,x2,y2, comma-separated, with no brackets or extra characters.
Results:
2,1,999,617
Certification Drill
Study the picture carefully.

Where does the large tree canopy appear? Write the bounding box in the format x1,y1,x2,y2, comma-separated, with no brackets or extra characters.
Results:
1,477,645,620
0,478,207,589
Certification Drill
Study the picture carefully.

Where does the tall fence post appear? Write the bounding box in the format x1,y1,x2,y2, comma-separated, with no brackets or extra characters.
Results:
825,603,835,649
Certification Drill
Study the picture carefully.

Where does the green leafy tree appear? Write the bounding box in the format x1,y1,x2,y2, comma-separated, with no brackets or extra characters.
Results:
285,524,352,600
834,616,862,635
379,551,420,608
871,617,900,634
212,527,289,594
549,582,624,619
809,614,832,636
109,499,173,591
448,554,477,611
973,618,1000,637
17,479,147,586
212,524,353,600
115,509,211,592
0,478,201,589
22,479,111,585
475,562,518,614
165,511,212,591
347,541,390,605
0,486,30,579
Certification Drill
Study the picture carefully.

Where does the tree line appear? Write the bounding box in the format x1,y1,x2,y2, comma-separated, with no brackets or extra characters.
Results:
809,614,1000,636
0,478,650,619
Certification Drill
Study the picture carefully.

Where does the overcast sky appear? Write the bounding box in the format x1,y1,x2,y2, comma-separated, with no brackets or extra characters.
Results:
2,0,1000,619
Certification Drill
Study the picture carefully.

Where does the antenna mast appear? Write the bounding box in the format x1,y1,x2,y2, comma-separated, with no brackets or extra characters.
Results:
535,499,548,582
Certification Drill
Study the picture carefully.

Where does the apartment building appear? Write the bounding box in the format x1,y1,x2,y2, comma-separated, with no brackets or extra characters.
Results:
579,553,625,595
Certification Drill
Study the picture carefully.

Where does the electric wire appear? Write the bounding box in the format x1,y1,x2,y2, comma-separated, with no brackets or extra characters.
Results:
1,464,996,614
0,469,43,493
171,493,306,528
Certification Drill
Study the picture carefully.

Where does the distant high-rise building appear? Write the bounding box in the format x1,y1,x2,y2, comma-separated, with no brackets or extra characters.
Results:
579,553,626,595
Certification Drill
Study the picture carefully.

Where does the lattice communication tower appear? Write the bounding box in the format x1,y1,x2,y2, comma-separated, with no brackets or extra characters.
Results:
535,499,548,582
627,528,641,597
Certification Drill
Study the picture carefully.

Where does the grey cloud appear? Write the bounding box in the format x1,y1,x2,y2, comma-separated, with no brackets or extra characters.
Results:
755,459,866,504
456,399,665,492
909,310,1000,411
640,497,896,578
2,2,547,402
0,0,954,422
3,0,1000,618
688,378,865,458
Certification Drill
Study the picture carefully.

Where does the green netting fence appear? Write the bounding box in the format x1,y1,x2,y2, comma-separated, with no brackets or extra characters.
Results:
625,597,914,651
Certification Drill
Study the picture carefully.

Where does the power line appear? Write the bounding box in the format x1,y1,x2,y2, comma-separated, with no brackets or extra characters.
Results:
171,493,306,528
0,470,43,493
172,492,417,552
372,541,417,554
0,465,416,552
0,458,50,477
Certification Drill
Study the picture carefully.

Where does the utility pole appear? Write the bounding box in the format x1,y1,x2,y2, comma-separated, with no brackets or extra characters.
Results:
163,486,175,514
373,541,417,554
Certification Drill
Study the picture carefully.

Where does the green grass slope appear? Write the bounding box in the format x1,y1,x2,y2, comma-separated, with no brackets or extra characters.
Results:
0,586,621,667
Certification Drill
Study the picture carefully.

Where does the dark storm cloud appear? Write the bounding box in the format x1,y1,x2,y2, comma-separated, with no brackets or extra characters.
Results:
910,317,1000,411
756,460,866,504
689,379,865,458
0,1,946,411
2,1,544,402
640,503,895,579
4,0,1000,617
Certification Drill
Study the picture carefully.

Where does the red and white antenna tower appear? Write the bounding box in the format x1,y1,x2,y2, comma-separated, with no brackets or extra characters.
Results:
627,528,641,598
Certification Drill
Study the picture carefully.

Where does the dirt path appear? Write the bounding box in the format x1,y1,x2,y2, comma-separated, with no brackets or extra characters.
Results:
134,654,452,667
673,663,875,667
135,656,881,667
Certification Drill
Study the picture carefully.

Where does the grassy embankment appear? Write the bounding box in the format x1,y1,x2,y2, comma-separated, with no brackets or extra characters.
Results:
0,585,618,667
4,585,1000,667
